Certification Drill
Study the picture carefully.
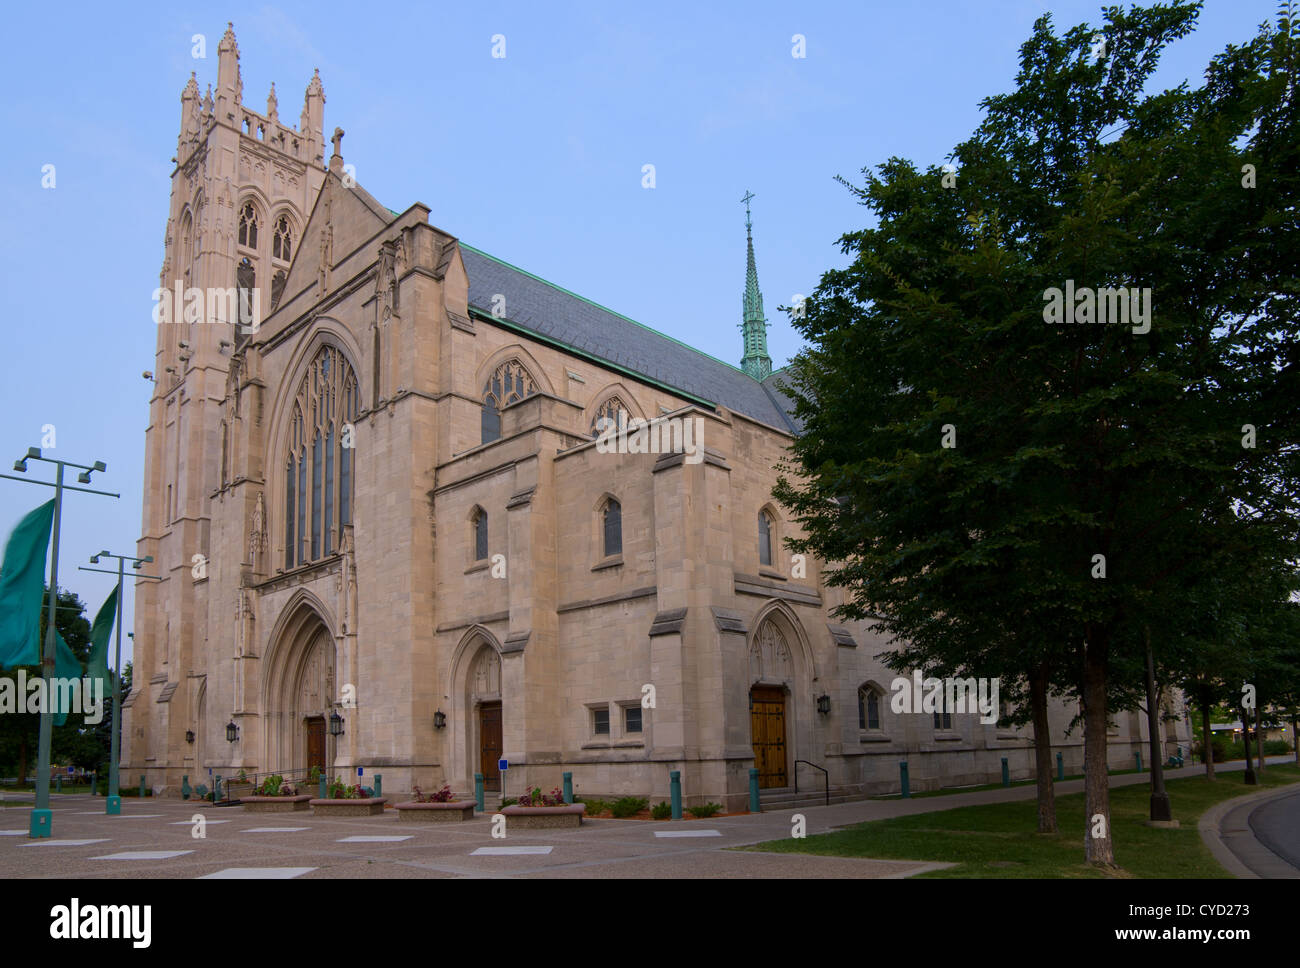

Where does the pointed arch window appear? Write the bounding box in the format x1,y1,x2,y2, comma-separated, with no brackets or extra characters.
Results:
758,509,774,567
272,215,293,261
238,202,259,249
859,685,882,731
481,359,537,444
590,396,630,437
472,507,489,562
284,345,359,569
602,498,622,557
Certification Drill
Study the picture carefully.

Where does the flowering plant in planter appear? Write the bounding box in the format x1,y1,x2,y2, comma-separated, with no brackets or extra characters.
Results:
411,784,457,803
516,786,566,807
257,774,296,796
326,777,366,799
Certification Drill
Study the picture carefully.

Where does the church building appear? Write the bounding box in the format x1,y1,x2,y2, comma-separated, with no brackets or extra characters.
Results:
125,25,1186,809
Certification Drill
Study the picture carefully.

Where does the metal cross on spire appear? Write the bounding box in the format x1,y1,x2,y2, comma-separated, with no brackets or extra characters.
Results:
741,190,755,230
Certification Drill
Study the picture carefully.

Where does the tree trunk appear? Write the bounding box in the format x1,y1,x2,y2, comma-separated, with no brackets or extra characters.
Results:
1082,627,1115,867
1293,717,1298,765
1029,663,1057,833
1143,628,1171,820
1241,705,1257,785
1202,700,1215,779
1255,704,1266,772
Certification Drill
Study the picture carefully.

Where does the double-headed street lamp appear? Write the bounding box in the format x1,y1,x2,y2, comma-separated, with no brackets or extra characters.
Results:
0,448,116,838
78,551,160,815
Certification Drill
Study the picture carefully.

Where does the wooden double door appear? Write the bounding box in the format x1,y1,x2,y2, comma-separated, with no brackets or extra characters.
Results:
750,686,788,788
479,702,503,791
305,716,326,774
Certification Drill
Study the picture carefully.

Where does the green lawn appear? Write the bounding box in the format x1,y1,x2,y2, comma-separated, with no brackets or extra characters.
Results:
745,765,1300,878
875,767,1144,800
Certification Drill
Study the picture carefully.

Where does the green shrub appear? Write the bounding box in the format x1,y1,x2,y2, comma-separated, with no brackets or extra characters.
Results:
1264,739,1292,756
688,802,722,818
579,798,611,816
501,797,518,808
651,801,672,820
610,796,648,818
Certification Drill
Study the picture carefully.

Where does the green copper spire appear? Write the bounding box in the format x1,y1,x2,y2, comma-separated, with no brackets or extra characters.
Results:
739,190,772,380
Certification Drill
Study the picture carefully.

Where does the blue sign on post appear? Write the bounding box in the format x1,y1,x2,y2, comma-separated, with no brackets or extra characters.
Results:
357,767,363,777
498,759,508,772
66,766,74,775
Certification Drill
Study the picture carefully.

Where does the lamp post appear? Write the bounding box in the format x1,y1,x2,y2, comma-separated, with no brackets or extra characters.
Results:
78,551,159,814
0,448,116,838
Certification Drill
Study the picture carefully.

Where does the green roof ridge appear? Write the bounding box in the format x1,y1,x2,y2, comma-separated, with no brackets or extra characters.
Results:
460,242,752,378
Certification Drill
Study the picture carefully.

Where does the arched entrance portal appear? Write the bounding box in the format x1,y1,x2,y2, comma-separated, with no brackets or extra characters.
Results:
467,642,502,791
749,617,796,789
264,599,338,775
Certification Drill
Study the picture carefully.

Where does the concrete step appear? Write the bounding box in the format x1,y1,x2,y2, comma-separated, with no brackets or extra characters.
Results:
757,788,860,811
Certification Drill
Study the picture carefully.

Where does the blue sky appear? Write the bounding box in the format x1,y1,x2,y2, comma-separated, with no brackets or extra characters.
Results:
0,0,1275,666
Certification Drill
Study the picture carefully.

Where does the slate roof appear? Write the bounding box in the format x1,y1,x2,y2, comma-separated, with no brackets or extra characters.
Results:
459,244,800,435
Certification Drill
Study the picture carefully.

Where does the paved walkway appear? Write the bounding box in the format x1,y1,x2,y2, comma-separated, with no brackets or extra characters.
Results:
0,756,1291,879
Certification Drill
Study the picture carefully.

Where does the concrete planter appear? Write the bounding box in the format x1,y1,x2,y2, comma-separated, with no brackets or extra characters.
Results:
393,800,477,822
500,804,584,828
309,797,387,816
242,794,312,812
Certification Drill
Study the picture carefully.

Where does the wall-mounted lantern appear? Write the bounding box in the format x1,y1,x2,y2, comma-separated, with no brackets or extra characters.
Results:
433,710,447,729
226,720,239,743
329,710,345,737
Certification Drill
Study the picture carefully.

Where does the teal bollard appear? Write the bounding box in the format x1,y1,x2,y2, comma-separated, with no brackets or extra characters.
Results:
1001,757,1009,787
318,775,327,799
474,773,485,812
374,775,382,798
90,771,96,796
670,770,682,820
562,772,573,804
139,775,146,798
1056,752,1064,781
1135,751,1143,772
106,795,121,815
900,761,910,799
214,775,222,802
748,768,760,813
56,775,62,793
181,775,191,800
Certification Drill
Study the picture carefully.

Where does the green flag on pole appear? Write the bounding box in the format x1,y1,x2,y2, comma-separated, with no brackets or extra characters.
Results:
51,630,82,727
85,585,117,692
0,501,55,670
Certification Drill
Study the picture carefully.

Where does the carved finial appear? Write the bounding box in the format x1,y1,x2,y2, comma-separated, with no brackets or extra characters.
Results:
331,126,344,158
220,21,238,51
266,81,278,121
183,71,200,99
306,67,324,99
203,84,214,114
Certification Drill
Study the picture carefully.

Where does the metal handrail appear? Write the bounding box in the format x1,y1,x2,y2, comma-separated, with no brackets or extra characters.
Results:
793,759,829,806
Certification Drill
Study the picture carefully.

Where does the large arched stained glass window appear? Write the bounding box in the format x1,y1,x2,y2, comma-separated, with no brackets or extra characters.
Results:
285,345,359,569
481,359,537,444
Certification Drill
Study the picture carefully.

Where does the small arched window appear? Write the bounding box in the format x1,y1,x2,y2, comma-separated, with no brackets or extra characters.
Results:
858,686,882,731
238,202,259,249
602,498,622,558
758,509,774,567
272,215,292,261
481,359,537,444
472,507,489,561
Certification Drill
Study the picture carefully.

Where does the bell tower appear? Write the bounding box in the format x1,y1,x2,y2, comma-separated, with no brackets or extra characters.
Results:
128,22,330,789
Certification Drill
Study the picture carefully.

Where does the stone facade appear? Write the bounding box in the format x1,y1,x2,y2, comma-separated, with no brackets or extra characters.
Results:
125,26,1190,810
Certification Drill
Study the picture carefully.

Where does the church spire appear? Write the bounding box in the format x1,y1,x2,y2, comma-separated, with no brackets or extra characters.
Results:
739,190,772,380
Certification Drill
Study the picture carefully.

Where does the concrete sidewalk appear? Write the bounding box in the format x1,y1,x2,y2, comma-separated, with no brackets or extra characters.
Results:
0,756,1291,879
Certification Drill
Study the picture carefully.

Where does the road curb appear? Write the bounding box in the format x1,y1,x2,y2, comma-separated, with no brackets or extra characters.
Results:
1198,781,1300,879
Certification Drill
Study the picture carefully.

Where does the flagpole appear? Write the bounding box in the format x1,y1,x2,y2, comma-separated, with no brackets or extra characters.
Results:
80,553,159,815
33,462,63,835
1,447,117,839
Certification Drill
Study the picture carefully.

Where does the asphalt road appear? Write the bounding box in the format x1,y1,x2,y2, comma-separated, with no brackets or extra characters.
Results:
1247,787,1300,874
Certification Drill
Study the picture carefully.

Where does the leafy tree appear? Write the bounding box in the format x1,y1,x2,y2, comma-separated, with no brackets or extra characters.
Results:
775,2,1298,867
